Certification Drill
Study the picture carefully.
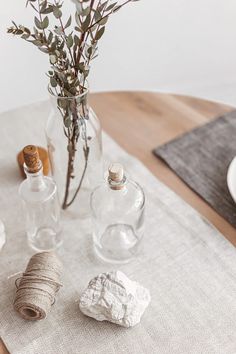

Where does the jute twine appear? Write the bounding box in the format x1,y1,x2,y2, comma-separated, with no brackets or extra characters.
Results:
13,252,63,321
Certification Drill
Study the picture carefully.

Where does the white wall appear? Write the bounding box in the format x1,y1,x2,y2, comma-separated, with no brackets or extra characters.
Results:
1,0,236,113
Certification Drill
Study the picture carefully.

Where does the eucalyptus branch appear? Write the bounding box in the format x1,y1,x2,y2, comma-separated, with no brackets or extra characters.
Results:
57,11,76,69
87,0,133,31
7,0,140,210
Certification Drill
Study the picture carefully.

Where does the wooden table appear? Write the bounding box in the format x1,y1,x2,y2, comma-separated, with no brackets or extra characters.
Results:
0,91,234,354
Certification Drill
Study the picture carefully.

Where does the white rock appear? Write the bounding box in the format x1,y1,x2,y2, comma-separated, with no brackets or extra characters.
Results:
79,271,150,328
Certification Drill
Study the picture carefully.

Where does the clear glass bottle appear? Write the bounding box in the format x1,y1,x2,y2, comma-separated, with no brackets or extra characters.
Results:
90,163,145,263
18,145,62,252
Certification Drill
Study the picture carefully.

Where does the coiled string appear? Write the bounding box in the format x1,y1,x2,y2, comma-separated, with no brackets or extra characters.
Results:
13,252,63,321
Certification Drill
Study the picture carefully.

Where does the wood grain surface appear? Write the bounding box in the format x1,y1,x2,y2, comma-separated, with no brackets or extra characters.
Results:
0,92,234,354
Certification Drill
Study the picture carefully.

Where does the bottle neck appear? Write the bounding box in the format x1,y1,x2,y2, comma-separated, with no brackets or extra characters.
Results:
108,175,127,190
24,163,46,192
50,92,89,119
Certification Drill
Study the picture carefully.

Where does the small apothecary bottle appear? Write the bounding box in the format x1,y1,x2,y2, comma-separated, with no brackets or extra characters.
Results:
18,145,62,251
90,163,145,263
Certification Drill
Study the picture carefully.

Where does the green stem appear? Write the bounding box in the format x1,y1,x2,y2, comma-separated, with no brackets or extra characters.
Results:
64,151,88,208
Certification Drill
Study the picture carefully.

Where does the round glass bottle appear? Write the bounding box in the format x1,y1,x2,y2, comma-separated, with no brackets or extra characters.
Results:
18,145,62,251
90,163,145,263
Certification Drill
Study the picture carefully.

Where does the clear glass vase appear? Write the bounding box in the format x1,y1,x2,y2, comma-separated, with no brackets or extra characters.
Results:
45,89,103,218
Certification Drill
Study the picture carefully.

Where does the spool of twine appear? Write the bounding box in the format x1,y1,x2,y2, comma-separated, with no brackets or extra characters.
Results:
13,252,63,321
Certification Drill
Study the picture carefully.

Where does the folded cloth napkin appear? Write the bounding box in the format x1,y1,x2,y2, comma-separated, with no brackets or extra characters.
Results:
154,110,236,228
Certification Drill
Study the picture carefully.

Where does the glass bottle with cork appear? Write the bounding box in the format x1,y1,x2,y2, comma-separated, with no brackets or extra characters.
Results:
18,145,62,251
90,163,145,263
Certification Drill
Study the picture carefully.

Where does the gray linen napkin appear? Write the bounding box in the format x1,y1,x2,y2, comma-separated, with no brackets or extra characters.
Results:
154,110,236,227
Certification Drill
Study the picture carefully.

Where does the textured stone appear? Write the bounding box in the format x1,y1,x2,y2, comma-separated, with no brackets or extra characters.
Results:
79,271,150,328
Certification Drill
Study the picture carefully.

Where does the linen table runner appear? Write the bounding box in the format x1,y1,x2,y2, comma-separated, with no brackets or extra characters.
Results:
154,110,236,228
1,103,236,354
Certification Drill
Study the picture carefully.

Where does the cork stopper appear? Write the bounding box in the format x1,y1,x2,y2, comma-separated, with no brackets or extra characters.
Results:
108,163,125,190
17,146,49,178
23,145,42,173
109,163,124,182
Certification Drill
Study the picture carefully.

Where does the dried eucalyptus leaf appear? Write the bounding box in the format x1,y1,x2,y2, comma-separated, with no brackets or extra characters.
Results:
83,69,89,78
82,14,91,32
55,49,60,57
16,29,24,35
113,5,122,13
53,7,62,19
75,26,82,32
81,6,90,17
90,23,98,32
95,26,105,40
75,3,83,15
106,2,117,12
24,27,31,35
87,44,96,57
94,10,102,22
50,77,57,87
42,16,49,29
41,6,54,14
34,17,43,30
74,34,80,46
58,98,69,109
38,46,49,53
49,54,57,64
64,116,71,128
67,143,73,153
75,13,81,26
99,1,108,12
98,16,108,26
65,15,72,29
21,33,30,40
40,0,47,13
50,40,56,51
30,39,42,46
48,31,53,43
66,34,73,48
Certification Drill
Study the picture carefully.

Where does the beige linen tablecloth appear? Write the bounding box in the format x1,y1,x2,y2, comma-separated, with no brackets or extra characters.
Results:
1,102,236,354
